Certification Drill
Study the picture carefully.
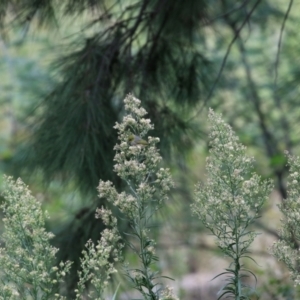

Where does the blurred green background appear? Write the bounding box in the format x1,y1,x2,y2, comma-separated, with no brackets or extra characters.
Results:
0,0,299,299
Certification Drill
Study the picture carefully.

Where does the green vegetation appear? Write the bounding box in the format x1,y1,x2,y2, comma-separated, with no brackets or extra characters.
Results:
1,96,300,299
0,1,300,299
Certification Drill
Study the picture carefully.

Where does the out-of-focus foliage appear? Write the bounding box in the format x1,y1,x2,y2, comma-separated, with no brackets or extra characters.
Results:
0,31,54,176
1,0,212,194
0,1,294,193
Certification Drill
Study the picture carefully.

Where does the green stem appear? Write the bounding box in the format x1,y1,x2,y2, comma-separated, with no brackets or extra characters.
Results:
234,218,241,300
134,186,157,300
138,217,157,300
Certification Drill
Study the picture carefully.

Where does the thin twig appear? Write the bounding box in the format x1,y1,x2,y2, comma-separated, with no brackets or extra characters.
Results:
204,0,250,26
189,0,262,122
271,0,294,158
274,0,293,87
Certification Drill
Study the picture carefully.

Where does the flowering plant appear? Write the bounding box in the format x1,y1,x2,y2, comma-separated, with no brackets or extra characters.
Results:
272,152,300,286
192,109,273,299
0,176,72,299
75,207,122,300
0,95,175,300
98,94,174,300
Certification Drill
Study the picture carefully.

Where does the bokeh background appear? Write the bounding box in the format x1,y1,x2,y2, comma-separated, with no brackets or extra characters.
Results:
0,0,299,299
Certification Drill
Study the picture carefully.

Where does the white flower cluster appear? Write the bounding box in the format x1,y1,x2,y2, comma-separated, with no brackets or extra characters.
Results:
159,286,179,300
99,94,174,218
75,207,122,300
0,176,72,299
192,109,272,254
116,95,152,138
272,153,300,286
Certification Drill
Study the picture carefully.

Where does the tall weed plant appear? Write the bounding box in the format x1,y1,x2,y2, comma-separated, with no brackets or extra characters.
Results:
272,152,300,286
191,109,273,299
98,94,174,300
0,95,299,299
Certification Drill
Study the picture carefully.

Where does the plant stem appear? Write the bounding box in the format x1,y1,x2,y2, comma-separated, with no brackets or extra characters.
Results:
234,217,241,300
